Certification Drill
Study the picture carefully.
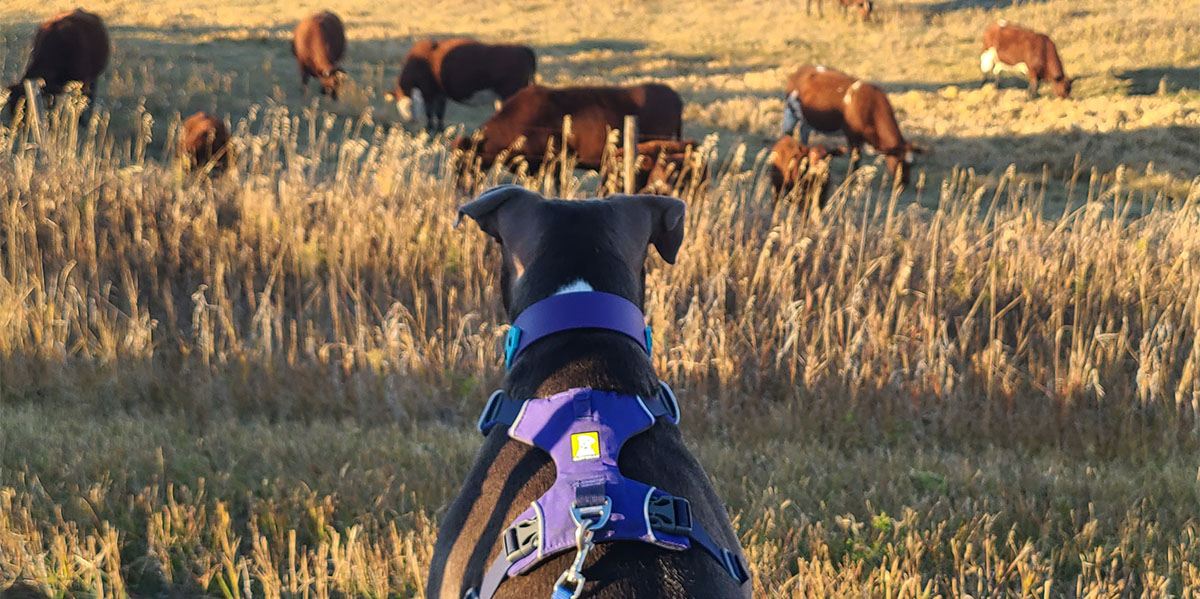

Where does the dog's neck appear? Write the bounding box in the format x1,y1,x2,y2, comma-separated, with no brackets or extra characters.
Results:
503,280,659,400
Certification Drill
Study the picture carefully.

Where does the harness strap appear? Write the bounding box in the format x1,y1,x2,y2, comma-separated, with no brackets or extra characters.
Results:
478,380,680,435
475,492,749,599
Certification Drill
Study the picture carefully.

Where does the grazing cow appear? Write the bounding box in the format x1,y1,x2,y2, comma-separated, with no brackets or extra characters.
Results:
387,38,536,130
782,65,921,185
291,11,346,100
615,139,709,194
981,20,1072,99
180,112,231,174
454,83,683,177
807,0,874,20
434,185,751,599
3,9,110,119
768,135,844,203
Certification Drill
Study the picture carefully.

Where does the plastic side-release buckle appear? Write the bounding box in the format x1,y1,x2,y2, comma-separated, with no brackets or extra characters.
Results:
721,549,751,584
477,390,506,435
502,517,540,563
647,493,693,536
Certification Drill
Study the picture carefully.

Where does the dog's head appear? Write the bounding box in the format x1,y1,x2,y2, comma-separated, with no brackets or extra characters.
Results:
457,185,685,316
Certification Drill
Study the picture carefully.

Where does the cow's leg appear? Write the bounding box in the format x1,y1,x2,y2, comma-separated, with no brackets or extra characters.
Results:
844,134,865,174
799,122,814,146
300,68,311,94
433,96,448,131
1027,76,1039,99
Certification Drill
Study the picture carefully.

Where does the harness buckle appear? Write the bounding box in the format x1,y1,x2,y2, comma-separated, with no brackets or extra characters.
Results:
570,497,612,531
647,493,693,536
657,380,681,425
477,390,506,435
502,517,540,563
721,549,751,584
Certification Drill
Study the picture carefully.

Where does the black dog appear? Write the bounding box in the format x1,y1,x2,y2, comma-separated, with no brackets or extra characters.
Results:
427,185,751,598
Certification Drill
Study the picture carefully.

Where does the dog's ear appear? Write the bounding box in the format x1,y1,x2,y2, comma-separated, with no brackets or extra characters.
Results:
607,194,687,264
456,184,542,245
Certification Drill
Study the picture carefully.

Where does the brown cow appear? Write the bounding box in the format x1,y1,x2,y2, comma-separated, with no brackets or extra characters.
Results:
981,20,1072,99
3,9,110,119
807,0,874,20
291,11,346,100
387,38,536,130
454,83,683,177
782,65,921,185
180,112,231,174
768,135,844,202
615,139,709,194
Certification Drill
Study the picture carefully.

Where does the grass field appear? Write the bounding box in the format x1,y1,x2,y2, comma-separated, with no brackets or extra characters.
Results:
1,0,1199,597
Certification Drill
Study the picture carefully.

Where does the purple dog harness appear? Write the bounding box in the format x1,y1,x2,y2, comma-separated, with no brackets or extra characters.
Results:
469,292,750,599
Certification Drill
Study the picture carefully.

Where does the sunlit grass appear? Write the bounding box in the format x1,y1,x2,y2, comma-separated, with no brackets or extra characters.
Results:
1,0,1199,596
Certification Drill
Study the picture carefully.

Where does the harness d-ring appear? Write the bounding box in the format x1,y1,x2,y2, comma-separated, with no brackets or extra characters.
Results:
570,496,612,531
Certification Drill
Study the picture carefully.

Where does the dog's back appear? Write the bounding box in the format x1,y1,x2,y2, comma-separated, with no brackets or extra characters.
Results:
430,187,750,599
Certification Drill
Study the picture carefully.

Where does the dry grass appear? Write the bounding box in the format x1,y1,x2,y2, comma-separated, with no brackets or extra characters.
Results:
1,0,1199,597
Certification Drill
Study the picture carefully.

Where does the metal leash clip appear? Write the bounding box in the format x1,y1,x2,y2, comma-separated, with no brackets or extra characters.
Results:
552,514,598,599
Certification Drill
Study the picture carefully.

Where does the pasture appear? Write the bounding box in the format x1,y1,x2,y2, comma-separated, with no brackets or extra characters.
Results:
1,0,1199,597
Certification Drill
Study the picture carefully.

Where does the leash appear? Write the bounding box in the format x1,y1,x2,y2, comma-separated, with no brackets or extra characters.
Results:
466,291,750,599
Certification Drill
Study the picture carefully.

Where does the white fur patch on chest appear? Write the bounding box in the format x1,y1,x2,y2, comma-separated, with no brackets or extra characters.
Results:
554,279,594,295
843,80,862,105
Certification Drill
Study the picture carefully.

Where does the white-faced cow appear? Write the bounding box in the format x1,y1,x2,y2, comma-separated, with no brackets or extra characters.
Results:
291,11,346,100
981,20,1072,99
453,83,683,182
3,9,110,119
388,38,536,130
782,65,922,185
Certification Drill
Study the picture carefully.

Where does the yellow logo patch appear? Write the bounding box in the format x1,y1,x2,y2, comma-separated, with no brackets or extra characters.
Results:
570,432,601,461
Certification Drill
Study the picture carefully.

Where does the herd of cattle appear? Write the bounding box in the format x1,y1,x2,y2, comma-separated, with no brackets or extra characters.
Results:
2,8,1075,199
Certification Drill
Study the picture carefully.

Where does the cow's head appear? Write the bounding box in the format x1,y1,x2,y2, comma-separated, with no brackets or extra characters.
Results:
387,86,423,122
856,0,874,20
884,143,924,186
318,68,346,100
807,144,845,164
1052,76,1073,99
387,59,433,121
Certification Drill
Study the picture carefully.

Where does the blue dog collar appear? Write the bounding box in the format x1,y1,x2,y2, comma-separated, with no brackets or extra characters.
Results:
504,291,652,369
